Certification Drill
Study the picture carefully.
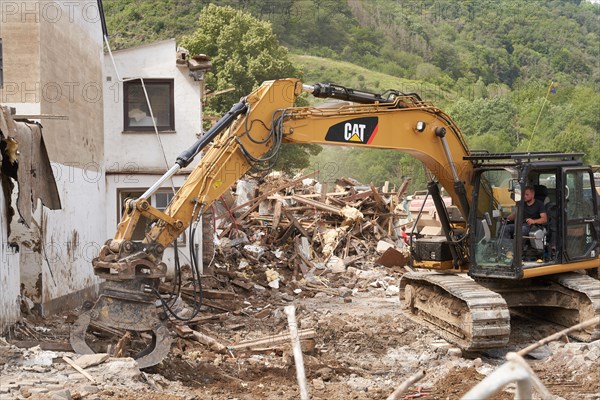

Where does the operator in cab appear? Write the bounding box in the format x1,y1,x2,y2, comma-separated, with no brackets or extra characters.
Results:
503,185,548,239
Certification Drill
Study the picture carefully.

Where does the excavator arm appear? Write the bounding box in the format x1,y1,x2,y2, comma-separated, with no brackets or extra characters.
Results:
71,78,478,367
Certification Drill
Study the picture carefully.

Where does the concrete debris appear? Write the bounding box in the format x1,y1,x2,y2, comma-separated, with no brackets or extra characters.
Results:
376,240,395,254
266,268,281,289
74,353,110,369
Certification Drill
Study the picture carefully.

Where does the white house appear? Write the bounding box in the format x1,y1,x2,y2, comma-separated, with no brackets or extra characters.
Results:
103,38,207,274
0,0,106,324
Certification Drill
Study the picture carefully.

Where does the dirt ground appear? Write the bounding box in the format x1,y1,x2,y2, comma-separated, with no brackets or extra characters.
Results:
4,269,599,400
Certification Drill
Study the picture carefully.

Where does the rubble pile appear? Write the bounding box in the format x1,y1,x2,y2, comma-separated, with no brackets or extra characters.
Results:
203,172,412,301
0,338,192,399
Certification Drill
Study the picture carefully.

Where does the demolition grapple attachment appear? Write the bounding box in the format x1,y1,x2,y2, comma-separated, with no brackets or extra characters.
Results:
70,240,173,368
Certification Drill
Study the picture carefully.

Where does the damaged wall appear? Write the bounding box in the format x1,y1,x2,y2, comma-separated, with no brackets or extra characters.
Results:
0,1,106,317
0,184,20,331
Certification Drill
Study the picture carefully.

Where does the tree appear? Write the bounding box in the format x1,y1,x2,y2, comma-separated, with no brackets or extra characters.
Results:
181,4,320,173
181,4,298,114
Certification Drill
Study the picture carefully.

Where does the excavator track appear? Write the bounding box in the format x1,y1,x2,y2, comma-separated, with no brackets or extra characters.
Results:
547,272,600,341
399,272,510,350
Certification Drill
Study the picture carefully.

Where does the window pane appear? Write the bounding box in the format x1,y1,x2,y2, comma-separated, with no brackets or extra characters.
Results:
125,80,173,130
473,169,515,267
154,192,174,210
565,170,596,260
153,190,185,244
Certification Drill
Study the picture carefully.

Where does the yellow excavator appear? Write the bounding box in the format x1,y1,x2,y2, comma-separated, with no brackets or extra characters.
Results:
70,78,600,367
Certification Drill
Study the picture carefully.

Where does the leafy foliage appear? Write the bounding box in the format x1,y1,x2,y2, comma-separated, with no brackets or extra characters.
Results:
180,4,298,114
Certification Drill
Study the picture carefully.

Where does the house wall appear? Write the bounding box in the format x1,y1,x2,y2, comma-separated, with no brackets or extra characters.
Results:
0,1,105,317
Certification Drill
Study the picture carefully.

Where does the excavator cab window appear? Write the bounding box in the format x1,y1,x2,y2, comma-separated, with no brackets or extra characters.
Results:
563,168,598,260
472,169,516,272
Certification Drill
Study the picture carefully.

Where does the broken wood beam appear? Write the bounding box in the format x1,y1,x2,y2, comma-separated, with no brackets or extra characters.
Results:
192,330,228,353
231,279,253,290
396,177,412,201
341,189,374,202
370,183,387,212
183,288,236,300
343,254,366,266
201,299,236,312
228,328,316,351
173,325,194,338
272,199,283,233
290,195,342,214
295,236,314,274
62,356,96,383
283,208,311,238
386,370,426,400
113,331,132,358
178,313,227,325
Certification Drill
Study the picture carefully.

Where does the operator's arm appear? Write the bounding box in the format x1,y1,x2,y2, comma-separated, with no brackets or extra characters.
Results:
526,210,547,225
506,209,515,222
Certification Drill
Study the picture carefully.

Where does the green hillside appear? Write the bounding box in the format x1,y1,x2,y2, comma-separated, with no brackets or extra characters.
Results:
291,54,454,104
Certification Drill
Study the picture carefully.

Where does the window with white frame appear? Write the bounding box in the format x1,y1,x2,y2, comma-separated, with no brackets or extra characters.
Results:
118,188,185,244
123,79,174,131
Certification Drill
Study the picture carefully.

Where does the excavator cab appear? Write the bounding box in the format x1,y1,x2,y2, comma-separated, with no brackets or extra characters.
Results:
468,152,599,280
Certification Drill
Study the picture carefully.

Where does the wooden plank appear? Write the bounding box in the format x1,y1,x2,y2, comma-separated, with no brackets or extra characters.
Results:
11,340,73,352
272,200,283,232
327,196,349,207
341,190,373,202
228,328,316,350
192,330,227,353
290,195,342,214
343,254,366,266
267,191,350,200
294,237,314,274
178,313,227,325
283,208,311,238
370,183,387,212
113,332,132,358
320,182,328,202
200,289,236,300
275,222,296,246
174,325,194,338
202,299,236,312
62,356,96,383
396,177,412,201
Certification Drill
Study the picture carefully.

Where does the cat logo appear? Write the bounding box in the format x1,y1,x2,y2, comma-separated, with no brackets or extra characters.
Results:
345,123,366,142
325,117,378,145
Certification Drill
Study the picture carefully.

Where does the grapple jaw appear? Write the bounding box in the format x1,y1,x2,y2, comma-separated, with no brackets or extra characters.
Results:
70,246,172,368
